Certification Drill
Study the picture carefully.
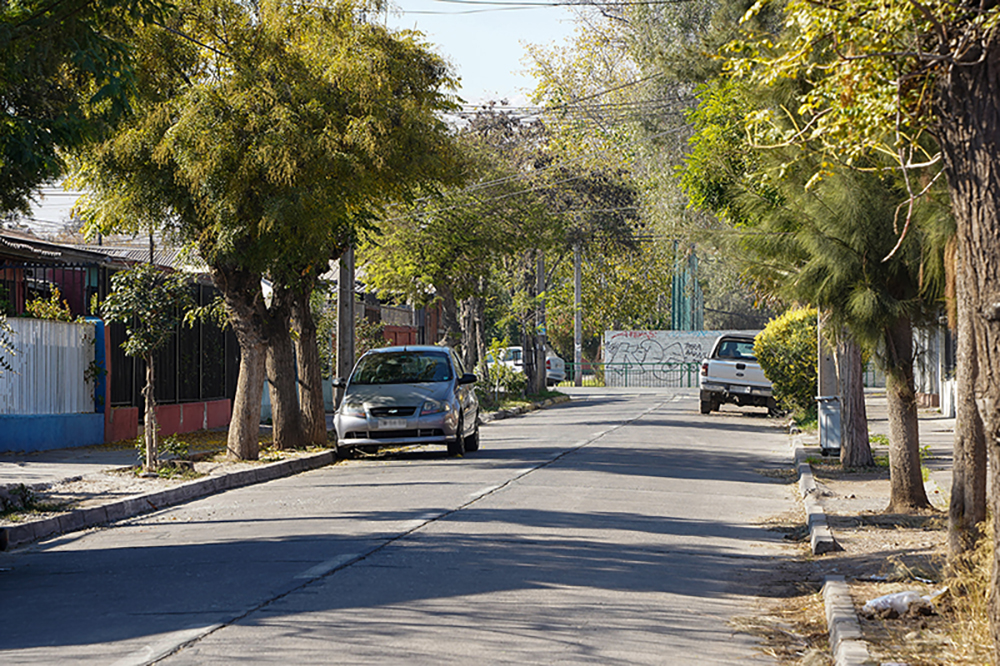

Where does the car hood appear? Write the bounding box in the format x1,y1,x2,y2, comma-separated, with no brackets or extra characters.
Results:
343,382,453,408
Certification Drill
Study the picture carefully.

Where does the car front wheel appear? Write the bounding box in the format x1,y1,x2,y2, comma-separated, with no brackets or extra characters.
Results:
464,417,480,452
448,414,466,457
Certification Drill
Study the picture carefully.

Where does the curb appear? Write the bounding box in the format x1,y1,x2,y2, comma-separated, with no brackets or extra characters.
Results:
0,449,337,552
823,576,876,666
0,396,573,552
481,394,571,424
790,434,874,665
792,437,840,555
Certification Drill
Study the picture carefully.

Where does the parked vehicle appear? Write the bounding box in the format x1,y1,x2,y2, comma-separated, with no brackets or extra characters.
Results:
487,345,566,386
333,346,480,456
699,334,778,415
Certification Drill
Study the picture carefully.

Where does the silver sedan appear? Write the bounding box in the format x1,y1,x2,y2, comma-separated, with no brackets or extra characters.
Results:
333,346,480,456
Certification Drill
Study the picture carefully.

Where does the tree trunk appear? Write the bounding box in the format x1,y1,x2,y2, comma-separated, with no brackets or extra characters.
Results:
948,254,988,556
265,285,305,450
458,294,486,373
210,264,266,461
142,352,158,472
521,252,539,395
935,49,1000,658
291,285,328,447
474,283,488,377
883,315,931,513
836,335,874,468
436,283,461,347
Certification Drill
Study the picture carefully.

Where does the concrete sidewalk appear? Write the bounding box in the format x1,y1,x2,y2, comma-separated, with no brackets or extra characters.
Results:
860,388,954,505
0,442,139,489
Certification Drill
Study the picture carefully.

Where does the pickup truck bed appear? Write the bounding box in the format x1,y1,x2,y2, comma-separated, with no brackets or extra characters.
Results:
699,334,778,415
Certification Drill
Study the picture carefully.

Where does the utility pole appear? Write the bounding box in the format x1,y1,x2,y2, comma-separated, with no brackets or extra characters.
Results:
574,243,582,387
536,252,547,391
336,245,355,407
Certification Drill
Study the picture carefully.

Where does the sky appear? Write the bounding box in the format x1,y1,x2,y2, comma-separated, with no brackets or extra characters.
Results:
17,1,581,235
386,0,580,105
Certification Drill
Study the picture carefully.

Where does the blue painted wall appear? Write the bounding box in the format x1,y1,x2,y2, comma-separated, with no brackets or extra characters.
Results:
0,413,105,453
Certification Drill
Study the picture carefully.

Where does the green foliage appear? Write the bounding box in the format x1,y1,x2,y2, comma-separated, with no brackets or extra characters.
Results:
161,434,190,460
0,0,166,212
755,307,818,417
0,0,168,215
74,0,462,282
734,0,956,172
0,314,14,376
475,338,528,408
183,296,228,331
869,433,889,448
361,110,554,310
24,287,74,322
356,319,387,358
477,362,528,410
100,264,192,358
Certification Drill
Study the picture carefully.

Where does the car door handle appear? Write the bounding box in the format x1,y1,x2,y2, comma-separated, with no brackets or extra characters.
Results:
736,363,746,370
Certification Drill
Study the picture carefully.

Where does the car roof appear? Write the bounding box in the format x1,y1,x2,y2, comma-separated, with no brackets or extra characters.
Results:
364,345,453,354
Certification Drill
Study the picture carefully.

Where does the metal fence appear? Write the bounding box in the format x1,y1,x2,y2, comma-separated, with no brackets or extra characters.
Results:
0,318,95,415
562,360,885,390
561,362,702,388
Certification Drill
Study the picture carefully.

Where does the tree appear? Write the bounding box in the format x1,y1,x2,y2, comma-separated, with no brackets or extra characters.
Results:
75,0,460,459
0,0,167,214
361,109,558,376
756,307,819,417
682,71,955,507
730,0,997,601
100,263,192,472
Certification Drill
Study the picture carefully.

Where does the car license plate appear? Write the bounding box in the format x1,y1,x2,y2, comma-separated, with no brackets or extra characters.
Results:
377,418,407,430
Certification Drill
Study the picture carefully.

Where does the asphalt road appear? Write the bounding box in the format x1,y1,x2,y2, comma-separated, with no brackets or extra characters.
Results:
1,388,797,665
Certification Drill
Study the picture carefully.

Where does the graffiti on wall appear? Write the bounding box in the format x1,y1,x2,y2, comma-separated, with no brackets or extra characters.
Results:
604,330,761,366
599,330,760,387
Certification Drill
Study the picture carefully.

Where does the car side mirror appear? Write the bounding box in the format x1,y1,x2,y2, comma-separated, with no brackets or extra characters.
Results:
332,377,347,389
458,373,477,385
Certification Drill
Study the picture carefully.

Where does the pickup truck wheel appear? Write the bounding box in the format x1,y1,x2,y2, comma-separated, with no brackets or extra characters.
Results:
766,398,781,417
700,399,713,415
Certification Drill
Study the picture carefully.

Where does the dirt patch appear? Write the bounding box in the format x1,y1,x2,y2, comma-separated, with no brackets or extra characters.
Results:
740,455,989,665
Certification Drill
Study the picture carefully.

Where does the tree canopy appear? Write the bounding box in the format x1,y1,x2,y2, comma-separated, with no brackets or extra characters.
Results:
74,0,463,458
0,0,168,215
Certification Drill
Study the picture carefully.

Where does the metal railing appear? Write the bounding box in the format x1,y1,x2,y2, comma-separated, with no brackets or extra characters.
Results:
559,362,702,388
560,361,885,390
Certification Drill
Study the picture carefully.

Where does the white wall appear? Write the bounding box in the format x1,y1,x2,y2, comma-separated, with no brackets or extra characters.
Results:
0,318,96,415
603,330,761,366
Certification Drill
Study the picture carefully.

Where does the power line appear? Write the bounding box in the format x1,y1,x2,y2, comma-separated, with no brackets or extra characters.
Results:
381,123,690,223
400,0,704,14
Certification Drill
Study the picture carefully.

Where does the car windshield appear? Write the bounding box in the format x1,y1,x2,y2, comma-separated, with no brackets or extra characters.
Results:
717,339,757,361
351,351,453,385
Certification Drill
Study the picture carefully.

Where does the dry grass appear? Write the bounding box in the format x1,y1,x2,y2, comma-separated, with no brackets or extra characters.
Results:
732,586,832,664
939,525,993,664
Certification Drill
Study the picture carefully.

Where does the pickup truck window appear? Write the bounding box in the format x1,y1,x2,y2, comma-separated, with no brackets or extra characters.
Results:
717,339,757,360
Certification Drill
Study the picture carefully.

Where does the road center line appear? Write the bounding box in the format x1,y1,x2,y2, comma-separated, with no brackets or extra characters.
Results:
111,624,223,666
295,552,362,580
155,395,673,664
398,511,444,532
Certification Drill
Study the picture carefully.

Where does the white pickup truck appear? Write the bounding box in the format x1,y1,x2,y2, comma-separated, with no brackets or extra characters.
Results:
699,334,778,415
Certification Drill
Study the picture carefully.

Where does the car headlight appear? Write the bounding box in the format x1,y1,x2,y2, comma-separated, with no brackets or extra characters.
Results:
340,402,366,418
421,398,451,416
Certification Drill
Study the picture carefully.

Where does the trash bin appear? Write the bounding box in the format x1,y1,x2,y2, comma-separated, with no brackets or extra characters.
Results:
816,395,842,457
